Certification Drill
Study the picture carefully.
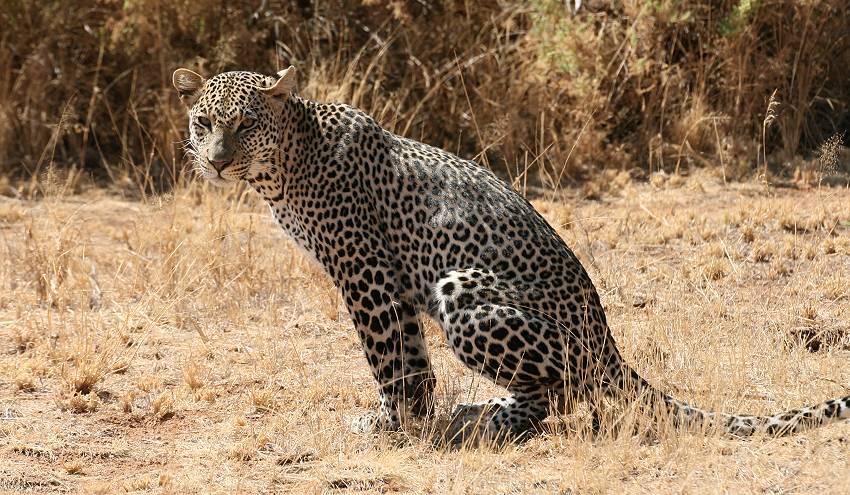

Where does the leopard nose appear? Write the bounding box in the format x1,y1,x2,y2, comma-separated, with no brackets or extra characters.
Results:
208,158,232,171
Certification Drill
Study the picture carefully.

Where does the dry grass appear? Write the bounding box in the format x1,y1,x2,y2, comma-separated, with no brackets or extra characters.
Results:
1,1,849,192
1,172,849,493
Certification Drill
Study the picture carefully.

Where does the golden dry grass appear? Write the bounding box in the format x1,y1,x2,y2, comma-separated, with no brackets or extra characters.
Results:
1,172,849,493
2,1,849,189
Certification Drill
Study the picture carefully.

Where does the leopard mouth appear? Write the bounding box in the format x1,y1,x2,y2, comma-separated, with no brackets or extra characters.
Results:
196,166,234,187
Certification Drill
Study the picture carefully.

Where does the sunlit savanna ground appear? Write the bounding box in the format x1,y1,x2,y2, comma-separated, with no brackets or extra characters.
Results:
1,171,849,493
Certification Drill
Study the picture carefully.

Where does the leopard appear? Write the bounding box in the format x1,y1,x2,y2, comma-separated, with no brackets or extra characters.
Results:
172,66,850,444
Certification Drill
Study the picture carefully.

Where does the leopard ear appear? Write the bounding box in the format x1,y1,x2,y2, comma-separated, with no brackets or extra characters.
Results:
172,68,205,106
261,66,296,98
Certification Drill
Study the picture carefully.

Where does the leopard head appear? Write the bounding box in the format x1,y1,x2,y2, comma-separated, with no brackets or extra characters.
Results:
172,67,296,186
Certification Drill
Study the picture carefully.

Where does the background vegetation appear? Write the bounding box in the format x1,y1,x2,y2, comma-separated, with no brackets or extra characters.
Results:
1,0,848,195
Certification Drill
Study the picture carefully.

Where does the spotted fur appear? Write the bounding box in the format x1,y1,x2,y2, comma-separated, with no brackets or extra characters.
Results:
173,68,850,442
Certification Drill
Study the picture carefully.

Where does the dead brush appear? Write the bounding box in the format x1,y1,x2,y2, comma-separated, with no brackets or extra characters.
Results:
3,1,847,194
12,356,47,392
60,353,108,396
182,360,207,394
751,242,778,263
62,458,85,475
50,312,127,400
820,276,848,301
780,236,799,260
25,218,82,307
57,391,100,414
151,391,175,420
14,371,37,392
699,259,727,282
770,258,791,279
122,476,153,492
816,132,844,181
250,386,278,414
121,390,136,413
182,358,217,402
824,236,850,256
788,304,848,352
228,430,272,462
10,324,36,353
136,374,162,393
740,223,756,243
779,210,828,234
761,89,780,178
792,132,846,187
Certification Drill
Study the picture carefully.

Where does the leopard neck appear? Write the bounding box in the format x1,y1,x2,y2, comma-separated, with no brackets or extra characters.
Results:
248,95,321,205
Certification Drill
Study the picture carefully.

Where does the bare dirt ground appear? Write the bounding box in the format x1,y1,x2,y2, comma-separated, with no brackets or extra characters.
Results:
1,172,849,494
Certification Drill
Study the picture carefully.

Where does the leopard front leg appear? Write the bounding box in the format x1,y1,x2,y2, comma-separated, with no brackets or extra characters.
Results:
343,265,435,434
396,300,436,417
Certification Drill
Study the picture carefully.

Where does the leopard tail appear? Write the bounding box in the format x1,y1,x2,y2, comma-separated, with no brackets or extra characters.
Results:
624,366,850,436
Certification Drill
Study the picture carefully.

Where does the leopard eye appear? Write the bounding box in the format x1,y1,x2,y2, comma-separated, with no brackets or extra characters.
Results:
196,116,211,129
238,116,256,133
